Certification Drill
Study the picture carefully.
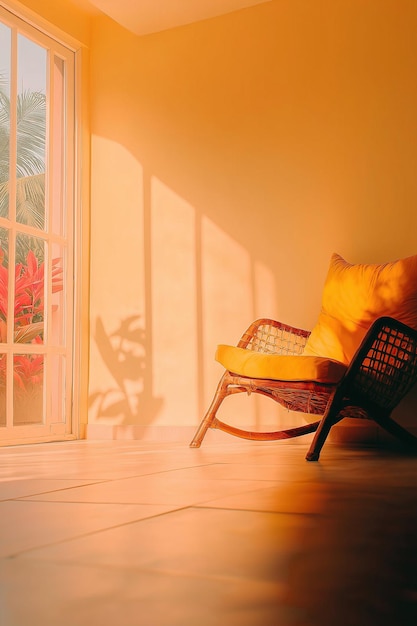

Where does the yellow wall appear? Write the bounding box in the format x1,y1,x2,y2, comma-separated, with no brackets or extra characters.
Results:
12,0,417,439
87,0,417,438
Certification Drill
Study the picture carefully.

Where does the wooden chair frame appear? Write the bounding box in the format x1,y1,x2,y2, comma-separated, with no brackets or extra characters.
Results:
190,316,417,461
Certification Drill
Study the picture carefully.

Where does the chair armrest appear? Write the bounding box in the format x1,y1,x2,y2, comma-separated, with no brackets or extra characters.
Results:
344,316,417,412
237,318,311,356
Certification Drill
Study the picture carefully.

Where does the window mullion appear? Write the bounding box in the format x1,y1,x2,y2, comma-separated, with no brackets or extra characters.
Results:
5,26,17,427
44,49,54,427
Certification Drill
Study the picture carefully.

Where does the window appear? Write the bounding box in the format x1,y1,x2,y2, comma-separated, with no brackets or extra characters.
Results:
0,6,76,442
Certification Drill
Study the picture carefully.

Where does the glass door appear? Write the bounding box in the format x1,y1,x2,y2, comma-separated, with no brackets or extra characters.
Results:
0,7,75,443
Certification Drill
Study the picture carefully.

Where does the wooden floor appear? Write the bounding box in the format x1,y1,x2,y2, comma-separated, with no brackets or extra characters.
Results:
0,437,416,625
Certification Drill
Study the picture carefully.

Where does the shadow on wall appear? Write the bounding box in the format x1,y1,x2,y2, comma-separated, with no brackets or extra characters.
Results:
88,141,283,432
87,10,348,434
89,315,164,426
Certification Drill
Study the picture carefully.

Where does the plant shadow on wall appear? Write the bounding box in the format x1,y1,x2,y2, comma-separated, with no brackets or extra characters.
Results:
89,315,163,427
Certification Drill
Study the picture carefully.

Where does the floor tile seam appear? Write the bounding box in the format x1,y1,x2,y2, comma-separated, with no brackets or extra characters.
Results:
1,505,194,560
12,479,285,504
0,502,321,561
14,495,199,509
13,492,325,510
0,477,109,486
135,462,288,482
112,462,229,478
12,495,222,506
189,504,322,518
0,554,289,588
127,566,288,589
2,498,183,506
0,480,117,502
174,477,293,484
3,463,267,485
182,483,295,506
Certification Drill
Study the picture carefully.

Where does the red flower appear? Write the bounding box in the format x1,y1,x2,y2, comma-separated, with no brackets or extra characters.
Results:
0,247,63,389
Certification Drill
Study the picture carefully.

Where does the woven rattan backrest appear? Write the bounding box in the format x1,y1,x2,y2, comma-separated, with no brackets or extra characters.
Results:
239,319,310,356
348,317,417,411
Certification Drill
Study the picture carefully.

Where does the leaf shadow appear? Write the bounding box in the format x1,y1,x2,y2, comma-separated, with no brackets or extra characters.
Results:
89,315,163,426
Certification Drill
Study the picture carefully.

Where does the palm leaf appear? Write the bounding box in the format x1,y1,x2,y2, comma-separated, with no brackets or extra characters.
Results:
16,173,45,229
0,89,46,179
0,91,10,185
0,179,8,218
14,321,44,343
16,91,46,177
0,85,46,259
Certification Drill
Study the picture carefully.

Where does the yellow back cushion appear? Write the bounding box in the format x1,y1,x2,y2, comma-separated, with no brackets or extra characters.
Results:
303,253,417,365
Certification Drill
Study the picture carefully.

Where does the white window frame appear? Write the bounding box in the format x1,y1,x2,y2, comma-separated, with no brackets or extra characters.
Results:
0,1,84,444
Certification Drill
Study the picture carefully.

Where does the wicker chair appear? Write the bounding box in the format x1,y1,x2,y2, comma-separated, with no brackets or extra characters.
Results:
190,316,417,461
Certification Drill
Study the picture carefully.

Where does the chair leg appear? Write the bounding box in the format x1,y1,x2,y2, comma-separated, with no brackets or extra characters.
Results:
373,412,417,449
305,393,343,461
306,407,417,461
305,417,334,461
190,373,229,448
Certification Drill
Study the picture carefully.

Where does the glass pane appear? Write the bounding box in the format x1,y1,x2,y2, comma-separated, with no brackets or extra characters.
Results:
51,56,65,235
51,242,65,344
51,354,65,423
0,353,6,426
0,22,11,220
0,227,8,342
14,233,45,344
16,35,46,229
13,353,44,424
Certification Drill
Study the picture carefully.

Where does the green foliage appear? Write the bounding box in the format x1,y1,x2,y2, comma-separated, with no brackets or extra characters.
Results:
0,74,46,264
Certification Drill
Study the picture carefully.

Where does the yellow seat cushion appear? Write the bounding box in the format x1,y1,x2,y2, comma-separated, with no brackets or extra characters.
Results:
303,253,417,365
216,345,347,383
